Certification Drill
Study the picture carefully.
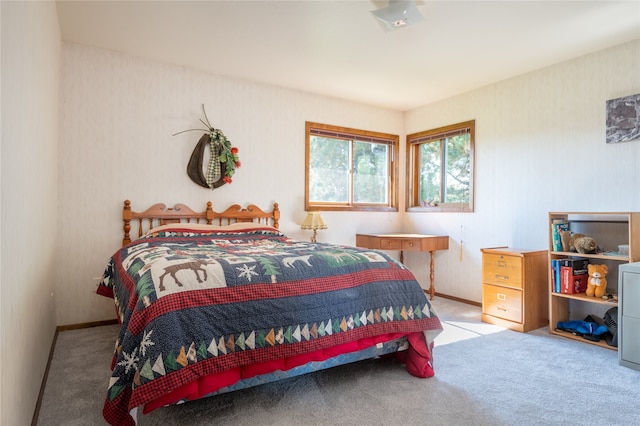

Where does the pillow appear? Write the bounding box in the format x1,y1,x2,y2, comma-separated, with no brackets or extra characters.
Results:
145,222,277,236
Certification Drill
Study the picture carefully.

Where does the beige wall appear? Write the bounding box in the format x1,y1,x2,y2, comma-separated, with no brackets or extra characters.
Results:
57,40,640,325
1,2,61,425
402,40,640,301
57,43,405,326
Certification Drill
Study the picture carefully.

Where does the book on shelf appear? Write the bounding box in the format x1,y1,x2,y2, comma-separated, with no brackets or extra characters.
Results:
551,257,590,294
551,219,569,252
560,266,588,294
551,259,562,293
559,257,589,274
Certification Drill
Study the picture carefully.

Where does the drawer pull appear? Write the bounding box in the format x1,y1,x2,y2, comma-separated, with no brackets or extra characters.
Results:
497,260,507,268
497,307,508,312
497,293,506,301
495,274,509,281
408,242,414,247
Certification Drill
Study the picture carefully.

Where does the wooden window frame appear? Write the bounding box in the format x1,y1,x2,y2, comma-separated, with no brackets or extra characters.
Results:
406,120,475,213
305,121,399,212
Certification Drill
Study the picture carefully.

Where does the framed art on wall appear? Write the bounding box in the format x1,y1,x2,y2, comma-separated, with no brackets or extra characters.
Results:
606,94,640,144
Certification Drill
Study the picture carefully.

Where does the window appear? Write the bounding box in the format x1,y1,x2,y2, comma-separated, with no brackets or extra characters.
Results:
305,122,398,211
407,120,475,212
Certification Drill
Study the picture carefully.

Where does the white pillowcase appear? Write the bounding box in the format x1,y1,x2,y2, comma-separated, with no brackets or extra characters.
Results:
145,222,277,236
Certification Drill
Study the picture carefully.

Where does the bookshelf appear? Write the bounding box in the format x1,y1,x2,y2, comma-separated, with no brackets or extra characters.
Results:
548,212,640,350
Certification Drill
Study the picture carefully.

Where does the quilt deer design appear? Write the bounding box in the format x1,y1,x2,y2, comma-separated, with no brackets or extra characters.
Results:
158,261,209,291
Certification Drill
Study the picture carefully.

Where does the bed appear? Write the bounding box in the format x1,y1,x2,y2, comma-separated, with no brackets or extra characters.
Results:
97,200,443,425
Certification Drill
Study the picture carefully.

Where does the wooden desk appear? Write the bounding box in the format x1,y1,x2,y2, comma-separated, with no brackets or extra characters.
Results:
355,233,449,300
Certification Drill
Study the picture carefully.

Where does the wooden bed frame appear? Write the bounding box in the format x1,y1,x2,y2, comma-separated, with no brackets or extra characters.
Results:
122,199,280,246
102,200,439,425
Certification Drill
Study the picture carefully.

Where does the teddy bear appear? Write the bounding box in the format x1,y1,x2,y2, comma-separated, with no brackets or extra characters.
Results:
586,263,608,298
569,233,598,254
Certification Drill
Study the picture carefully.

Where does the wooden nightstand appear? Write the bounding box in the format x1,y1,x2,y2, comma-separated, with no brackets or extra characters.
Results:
481,247,548,332
356,233,448,300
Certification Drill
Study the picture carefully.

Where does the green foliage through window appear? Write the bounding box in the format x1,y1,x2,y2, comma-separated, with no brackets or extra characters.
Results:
306,122,398,211
407,121,474,212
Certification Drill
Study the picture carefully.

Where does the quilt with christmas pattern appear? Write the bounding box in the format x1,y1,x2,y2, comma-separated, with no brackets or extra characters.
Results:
97,225,443,425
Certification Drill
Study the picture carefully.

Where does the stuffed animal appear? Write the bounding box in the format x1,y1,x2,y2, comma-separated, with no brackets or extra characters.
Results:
569,233,598,254
560,230,572,252
586,264,608,298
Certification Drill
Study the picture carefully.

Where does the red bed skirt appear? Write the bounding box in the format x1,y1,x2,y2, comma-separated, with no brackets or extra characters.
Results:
104,330,434,425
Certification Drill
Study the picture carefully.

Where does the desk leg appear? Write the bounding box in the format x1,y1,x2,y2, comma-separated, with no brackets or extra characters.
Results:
399,250,404,264
428,250,436,300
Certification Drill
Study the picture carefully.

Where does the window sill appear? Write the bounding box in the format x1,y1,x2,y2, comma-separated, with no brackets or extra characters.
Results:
307,205,398,213
406,205,473,213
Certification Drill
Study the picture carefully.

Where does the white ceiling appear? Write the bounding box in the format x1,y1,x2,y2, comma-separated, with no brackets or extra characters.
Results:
55,0,640,111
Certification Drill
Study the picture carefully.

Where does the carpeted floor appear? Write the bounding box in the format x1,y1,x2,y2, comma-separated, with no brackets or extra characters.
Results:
36,297,640,425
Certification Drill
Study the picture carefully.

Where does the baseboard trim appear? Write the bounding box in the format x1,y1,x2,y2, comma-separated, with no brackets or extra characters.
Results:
31,328,58,426
33,319,119,424
432,291,481,307
56,318,119,332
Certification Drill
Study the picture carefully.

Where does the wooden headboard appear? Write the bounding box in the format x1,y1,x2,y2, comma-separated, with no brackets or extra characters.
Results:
122,200,280,246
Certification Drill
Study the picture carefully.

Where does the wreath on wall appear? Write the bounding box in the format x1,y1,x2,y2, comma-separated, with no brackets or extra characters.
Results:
174,105,241,189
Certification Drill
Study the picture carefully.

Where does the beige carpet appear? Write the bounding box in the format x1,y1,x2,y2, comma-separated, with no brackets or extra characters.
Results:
36,297,640,425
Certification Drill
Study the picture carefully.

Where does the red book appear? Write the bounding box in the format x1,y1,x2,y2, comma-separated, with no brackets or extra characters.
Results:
560,266,588,294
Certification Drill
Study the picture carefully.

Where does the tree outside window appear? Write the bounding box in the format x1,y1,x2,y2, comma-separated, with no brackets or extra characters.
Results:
306,122,398,211
407,120,475,212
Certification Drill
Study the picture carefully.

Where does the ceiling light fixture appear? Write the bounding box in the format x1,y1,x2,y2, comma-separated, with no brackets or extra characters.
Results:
370,0,424,32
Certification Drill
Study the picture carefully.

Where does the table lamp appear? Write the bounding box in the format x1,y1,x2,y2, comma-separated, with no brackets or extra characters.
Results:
301,212,327,243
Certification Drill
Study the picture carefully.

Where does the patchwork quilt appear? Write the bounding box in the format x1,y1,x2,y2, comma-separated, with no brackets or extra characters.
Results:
97,225,443,425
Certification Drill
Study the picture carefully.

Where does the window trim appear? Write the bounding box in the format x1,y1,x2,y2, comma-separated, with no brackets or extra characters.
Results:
305,121,399,212
406,120,475,213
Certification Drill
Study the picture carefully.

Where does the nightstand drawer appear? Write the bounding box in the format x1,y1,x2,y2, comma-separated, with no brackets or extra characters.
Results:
378,238,423,251
482,284,522,323
401,239,422,251
379,238,402,250
482,253,522,289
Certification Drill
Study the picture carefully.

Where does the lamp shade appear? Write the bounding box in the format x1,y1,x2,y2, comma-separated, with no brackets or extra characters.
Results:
301,212,328,230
